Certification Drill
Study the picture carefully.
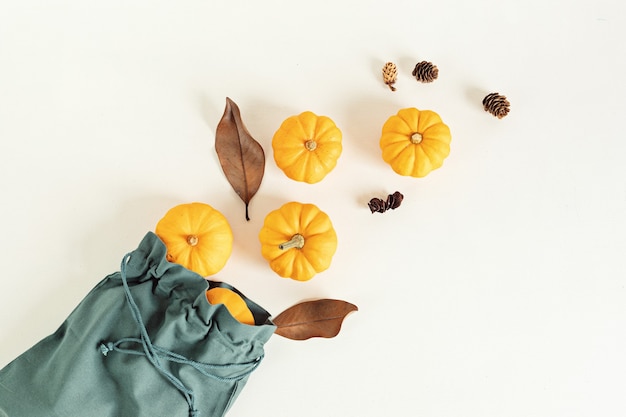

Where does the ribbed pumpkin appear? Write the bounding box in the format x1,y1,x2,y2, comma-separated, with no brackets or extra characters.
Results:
380,107,451,177
155,202,233,277
272,111,342,183
258,202,337,281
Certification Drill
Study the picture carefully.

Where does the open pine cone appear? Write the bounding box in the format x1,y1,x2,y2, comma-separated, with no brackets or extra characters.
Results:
412,61,438,83
482,92,510,119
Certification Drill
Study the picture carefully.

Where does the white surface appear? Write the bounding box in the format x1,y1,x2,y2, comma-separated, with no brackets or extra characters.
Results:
1,1,625,416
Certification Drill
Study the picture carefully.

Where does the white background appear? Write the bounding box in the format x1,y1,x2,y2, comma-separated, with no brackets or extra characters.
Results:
1,1,625,416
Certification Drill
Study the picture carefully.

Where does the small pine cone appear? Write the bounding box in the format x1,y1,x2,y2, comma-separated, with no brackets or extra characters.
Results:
483,92,510,119
412,61,439,83
382,62,398,91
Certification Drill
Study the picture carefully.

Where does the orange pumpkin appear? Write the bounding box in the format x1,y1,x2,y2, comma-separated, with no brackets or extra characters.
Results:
155,202,233,277
272,111,342,183
380,107,451,177
258,202,337,281
206,286,255,325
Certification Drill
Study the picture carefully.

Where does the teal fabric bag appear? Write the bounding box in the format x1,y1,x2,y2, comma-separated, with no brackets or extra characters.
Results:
0,232,275,417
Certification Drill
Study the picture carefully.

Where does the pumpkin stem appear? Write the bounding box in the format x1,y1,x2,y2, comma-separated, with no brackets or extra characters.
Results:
279,233,305,250
305,140,317,151
187,235,199,246
410,132,423,144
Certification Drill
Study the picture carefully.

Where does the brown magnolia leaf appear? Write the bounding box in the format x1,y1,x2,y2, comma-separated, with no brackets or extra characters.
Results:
273,299,358,340
215,97,265,221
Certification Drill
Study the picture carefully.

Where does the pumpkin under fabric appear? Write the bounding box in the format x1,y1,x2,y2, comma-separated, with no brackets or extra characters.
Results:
155,202,233,277
380,107,451,177
258,201,338,281
272,111,343,184
206,283,255,325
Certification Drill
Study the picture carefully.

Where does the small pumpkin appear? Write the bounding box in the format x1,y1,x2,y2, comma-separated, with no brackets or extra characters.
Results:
272,111,342,183
380,107,451,177
155,202,233,277
259,202,337,281
206,286,255,325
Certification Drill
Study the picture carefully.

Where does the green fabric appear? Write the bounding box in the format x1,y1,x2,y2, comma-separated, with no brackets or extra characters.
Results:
0,232,275,417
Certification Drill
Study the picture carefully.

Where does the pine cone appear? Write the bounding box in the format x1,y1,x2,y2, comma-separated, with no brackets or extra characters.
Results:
382,62,398,91
482,92,510,119
412,61,438,83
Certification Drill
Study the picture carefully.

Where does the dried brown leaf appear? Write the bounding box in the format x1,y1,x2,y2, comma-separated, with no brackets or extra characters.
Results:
215,97,265,221
273,299,358,340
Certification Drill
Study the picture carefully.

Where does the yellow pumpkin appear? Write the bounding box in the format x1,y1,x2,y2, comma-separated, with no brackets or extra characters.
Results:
272,111,342,183
258,202,337,281
380,107,451,177
206,286,255,325
155,202,233,277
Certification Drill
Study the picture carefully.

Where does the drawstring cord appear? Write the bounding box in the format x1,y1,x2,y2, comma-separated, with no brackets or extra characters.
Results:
99,253,263,417
99,338,262,382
